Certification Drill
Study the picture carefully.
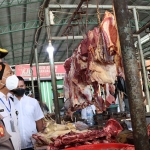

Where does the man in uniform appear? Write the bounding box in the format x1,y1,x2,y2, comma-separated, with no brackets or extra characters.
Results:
0,48,21,150
0,118,14,150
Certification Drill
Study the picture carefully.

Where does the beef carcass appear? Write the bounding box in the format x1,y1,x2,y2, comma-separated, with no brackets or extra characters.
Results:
45,119,126,149
53,130,106,147
63,11,121,115
103,119,123,138
101,11,118,56
64,57,72,75
105,83,116,107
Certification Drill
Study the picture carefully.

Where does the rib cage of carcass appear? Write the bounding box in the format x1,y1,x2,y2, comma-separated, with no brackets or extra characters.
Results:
64,11,123,114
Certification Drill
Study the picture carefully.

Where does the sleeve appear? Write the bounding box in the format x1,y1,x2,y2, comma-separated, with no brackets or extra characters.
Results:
33,100,44,121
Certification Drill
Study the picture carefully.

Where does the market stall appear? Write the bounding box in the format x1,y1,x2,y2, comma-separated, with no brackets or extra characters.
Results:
31,0,150,149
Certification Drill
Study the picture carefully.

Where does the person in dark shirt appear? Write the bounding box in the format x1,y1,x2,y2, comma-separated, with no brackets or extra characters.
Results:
115,75,130,112
37,99,50,114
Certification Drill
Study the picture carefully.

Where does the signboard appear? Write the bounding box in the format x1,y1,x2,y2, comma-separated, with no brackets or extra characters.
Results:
15,64,65,79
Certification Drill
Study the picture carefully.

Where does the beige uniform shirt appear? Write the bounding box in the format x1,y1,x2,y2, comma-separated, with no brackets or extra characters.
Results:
0,119,14,150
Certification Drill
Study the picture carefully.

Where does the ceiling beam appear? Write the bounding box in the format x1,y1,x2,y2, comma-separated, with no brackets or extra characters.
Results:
22,3,27,64
0,18,144,35
0,0,43,8
7,4,14,65
38,34,47,60
0,20,39,35
4,41,34,52
6,54,30,60
144,51,150,58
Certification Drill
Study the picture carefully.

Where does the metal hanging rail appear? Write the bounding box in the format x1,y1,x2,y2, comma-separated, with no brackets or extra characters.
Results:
49,4,150,10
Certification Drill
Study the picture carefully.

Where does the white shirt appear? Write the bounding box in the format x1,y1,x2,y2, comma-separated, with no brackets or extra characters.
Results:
0,92,21,150
14,95,44,149
81,105,96,119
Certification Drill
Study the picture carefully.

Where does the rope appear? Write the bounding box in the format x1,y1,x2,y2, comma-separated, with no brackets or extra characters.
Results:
66,35,69,59
96,0,101,27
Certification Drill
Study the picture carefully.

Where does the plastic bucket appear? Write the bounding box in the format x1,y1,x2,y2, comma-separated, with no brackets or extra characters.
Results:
65,143,134,150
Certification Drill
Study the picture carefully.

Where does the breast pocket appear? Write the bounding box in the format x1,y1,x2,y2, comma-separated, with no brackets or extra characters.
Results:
23,105,34,117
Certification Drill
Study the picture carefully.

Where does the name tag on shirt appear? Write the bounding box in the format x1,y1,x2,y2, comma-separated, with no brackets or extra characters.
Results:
10,120,16,132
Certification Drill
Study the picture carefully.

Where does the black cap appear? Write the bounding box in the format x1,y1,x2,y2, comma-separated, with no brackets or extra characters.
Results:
0,48,8,59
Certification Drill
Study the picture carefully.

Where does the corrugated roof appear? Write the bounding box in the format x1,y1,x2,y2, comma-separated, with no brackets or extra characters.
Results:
0,0,150,65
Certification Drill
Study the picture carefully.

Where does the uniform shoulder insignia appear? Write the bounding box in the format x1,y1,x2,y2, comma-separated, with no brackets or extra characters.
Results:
0,125,4,136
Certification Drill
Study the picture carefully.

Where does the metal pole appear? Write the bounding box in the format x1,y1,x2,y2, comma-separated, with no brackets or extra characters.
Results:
34,47,43,110
49,4,150,10
51,36,83,40
133,8,150,112
30,66,35,98
113,0,149,149
45,7,61,124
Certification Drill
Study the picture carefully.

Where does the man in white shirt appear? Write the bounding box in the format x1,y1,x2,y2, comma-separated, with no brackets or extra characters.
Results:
13,76,44,150
0,62,21,150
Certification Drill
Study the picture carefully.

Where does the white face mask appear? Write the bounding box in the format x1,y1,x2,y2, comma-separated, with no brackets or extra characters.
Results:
5,75,19,90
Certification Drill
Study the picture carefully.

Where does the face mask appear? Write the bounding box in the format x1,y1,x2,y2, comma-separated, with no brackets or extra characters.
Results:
12,88,25,97
5,75,19,90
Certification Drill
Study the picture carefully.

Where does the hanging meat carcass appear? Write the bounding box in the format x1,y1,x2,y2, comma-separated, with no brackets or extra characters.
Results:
63,11,121,114
100,11,118,56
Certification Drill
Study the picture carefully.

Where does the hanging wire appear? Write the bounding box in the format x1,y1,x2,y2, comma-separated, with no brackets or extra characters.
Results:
34,25,46,46
77,19,84,37
96,0,101,27
85,0,89,33
38,5,45,22
72,26,75,54
96,0,101,43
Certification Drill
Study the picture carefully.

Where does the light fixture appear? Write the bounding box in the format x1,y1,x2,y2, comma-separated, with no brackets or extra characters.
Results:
47,40,54,59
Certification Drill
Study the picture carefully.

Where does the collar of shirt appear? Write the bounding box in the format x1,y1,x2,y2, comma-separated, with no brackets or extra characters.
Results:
0,92,13,101
13,94,27,104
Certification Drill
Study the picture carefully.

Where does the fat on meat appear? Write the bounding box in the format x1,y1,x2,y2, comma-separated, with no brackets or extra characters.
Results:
89,61,117,84
101,11,118,55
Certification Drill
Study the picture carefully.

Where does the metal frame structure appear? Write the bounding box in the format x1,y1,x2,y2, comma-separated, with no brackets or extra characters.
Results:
0,0,43,8
38,4,150,112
